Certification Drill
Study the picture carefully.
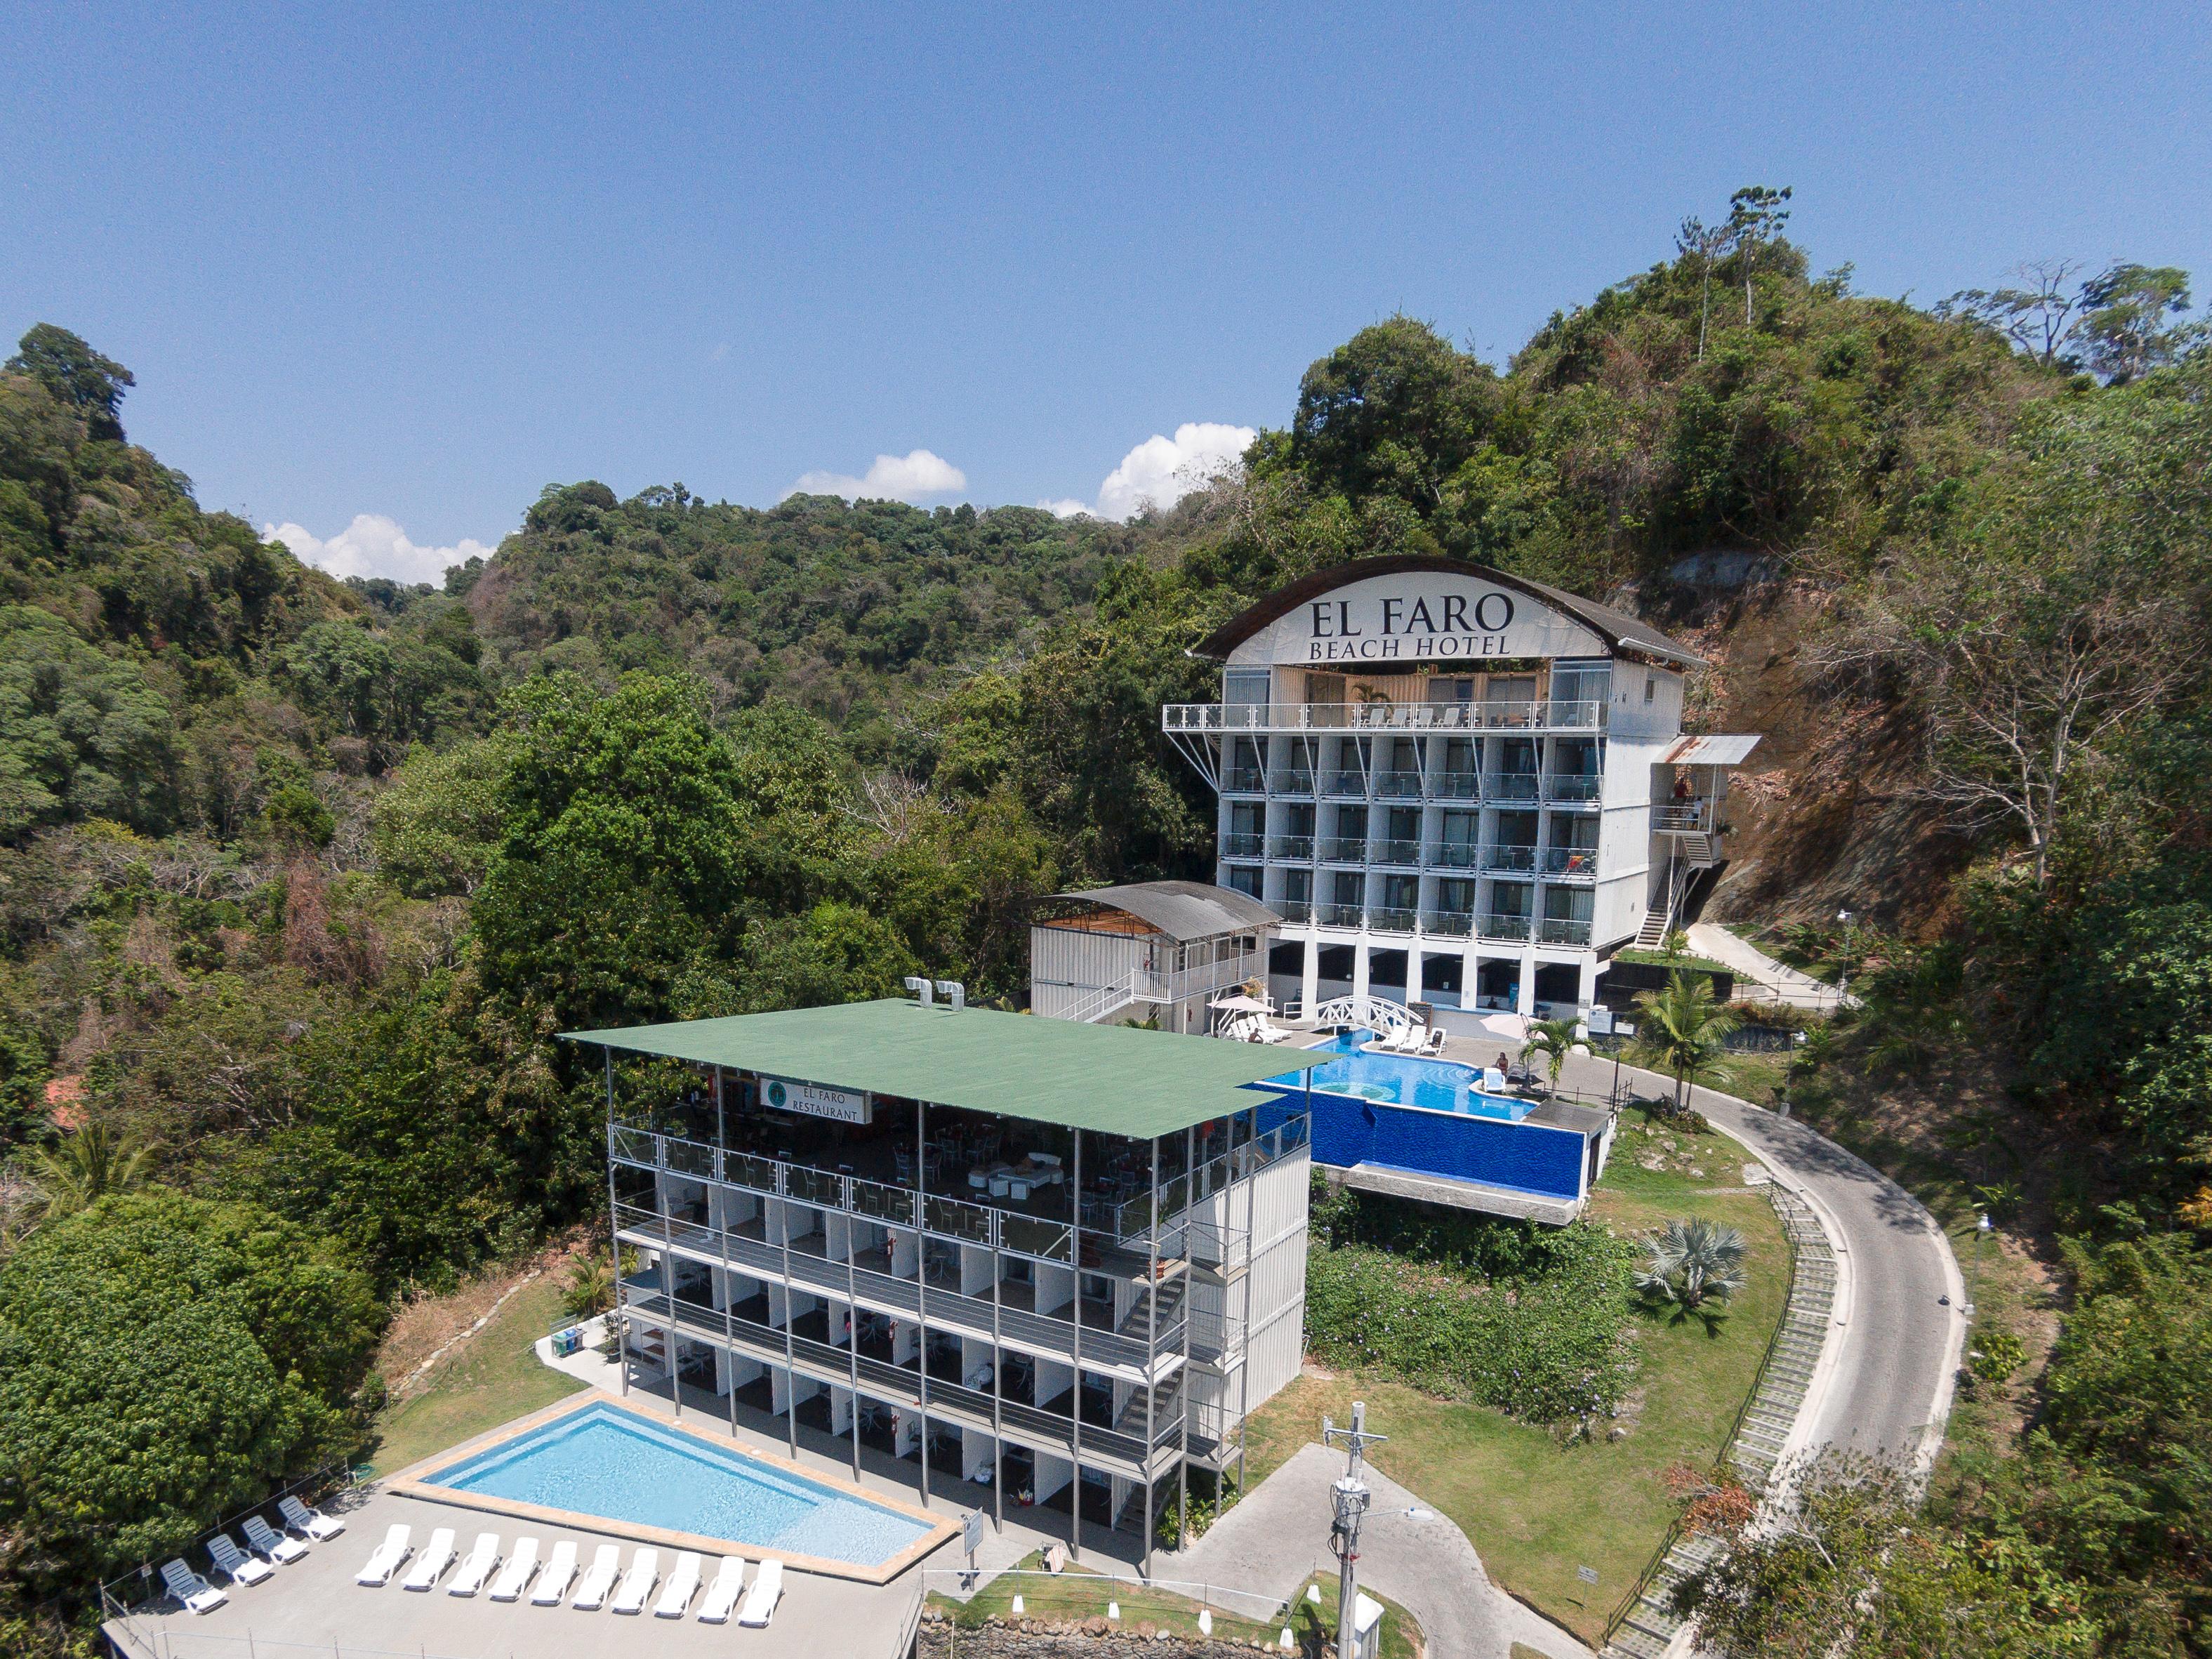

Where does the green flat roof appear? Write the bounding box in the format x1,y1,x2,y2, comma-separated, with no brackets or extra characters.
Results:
562,998,1313,1139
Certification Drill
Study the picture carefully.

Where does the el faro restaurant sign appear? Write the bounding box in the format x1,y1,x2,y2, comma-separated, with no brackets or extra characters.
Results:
763,1076,872,1125
1239,572,1606,666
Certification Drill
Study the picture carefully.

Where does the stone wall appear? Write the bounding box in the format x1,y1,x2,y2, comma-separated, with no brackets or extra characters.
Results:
918,1609,1302,1658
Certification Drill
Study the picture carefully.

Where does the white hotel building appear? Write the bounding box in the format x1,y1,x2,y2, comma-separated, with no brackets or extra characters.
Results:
1162,557,1758,1026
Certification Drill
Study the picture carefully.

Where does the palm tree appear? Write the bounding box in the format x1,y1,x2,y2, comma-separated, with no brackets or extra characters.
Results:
1636,1217,1749,1309
1520,1017,1580,1092
563,1252,617,1321
25,1118,157,1224
1631,970,1740,1111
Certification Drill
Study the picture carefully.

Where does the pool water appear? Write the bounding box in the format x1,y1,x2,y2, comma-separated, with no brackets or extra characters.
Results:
1271,1031,1534,1121
429,1402,932,1567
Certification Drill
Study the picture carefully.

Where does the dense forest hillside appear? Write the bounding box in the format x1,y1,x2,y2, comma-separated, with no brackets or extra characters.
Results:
1,202,2208,1655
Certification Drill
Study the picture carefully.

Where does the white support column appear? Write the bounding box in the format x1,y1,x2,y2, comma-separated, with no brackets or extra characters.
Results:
1301,931,1320,1013
1405,949,1424,1007
1462,939,1483,1009
1577,955,1600,1017
1351,940,1371,1005
1516,948,1539,1016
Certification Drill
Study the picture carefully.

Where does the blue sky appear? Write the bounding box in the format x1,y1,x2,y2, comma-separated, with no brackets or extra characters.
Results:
4,2,2207,579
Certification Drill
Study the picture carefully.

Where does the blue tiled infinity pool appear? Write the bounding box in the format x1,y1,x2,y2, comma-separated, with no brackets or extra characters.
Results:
426,1401,932,1568
1272,1030,1535,1121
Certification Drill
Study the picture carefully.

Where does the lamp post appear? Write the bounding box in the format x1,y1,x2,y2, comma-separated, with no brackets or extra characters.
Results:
1834,908,1855,1000
1968,1212,1992,1319
1593,1003,1623,1109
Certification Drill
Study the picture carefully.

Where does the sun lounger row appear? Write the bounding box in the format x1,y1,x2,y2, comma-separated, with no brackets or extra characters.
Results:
357,1524,781,1625
1365,1022,1445,1055
159,1496,349,1614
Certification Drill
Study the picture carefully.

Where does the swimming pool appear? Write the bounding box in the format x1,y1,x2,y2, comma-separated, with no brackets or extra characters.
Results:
1271,1031,1535,1122
414,1399,938,1571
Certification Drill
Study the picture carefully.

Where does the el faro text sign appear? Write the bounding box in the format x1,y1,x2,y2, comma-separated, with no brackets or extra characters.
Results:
1238,572,1607,666
764,1077,872,1125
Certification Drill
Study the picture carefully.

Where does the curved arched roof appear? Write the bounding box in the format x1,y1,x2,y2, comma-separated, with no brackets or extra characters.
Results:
1192,555,1702,668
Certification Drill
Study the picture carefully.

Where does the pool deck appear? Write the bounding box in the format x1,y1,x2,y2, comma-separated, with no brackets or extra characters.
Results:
101,1484,925,1659
386,1391,955,1584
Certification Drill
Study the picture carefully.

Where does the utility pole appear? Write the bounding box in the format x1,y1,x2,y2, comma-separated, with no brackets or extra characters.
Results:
1323,1402,1386,1658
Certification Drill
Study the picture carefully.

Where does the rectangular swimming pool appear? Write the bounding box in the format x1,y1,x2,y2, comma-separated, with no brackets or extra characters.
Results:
417,1399,936,1571
1271,1030,1535,1121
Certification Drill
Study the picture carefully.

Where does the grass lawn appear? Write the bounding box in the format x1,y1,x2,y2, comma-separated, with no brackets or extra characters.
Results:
366,1271,585,1475
1245,1116,1789,1646
929,1555,1422,1657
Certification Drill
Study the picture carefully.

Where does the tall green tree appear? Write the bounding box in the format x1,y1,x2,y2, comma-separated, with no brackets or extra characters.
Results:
1631,970,1740,1109
5,324,134,442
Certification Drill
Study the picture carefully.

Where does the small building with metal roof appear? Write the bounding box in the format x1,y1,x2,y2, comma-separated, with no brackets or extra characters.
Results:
1028,880,1278,1035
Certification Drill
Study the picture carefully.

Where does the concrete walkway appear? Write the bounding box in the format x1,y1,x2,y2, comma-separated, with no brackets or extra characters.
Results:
1172,1443,1596,1659
1685,923,1850,1012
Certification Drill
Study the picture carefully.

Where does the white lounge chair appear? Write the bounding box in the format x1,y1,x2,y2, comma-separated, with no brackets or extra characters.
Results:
571,1545,621,1610
609,1548,658,1615
654,1551,701,1618
207,1532,274,1587
530,1540,578,1605
401,1527,456,1592
355,1524,411,1587
447,1533,501,1597
489,1536,539,1602
736,1557,783,1628
161,1559,226,1615
280,1495,347,1541
696,1556,746,1623
1418,1026,1448,1056
242,1514,308,1566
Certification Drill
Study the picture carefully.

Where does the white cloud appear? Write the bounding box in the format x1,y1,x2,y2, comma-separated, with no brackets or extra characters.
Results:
1035,498,1093,519
261,514,493,586
786,449,967,503
1091,422,1255,522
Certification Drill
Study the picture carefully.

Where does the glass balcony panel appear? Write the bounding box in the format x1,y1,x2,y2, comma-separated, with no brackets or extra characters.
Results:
1277,897,1313,923
1540,847,1598,877
1320,837,1368,862
1545,774,1603,802
1373,839,1422,866
785,1164,845,1208
925,1193,994,1245
1368,907,1417,934
1538,916,1594,945
998,1214,1073,1262
724,1150,783,1197
1485,772,1539,802
1224,767,1266,793
1483,844,1537,872
1374,770,1424,798
1419,910,1472,938
1323,769,1367,798
1431,842,1478,869
1317,901,1365,927
1432,769,1479,800
1222,831,1264,858
1270,770,1315,794
1478,912,1532,941
849,1176,918,1228
1269,834,1315,861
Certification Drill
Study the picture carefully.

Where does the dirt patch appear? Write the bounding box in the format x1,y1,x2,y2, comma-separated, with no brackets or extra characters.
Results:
376,1243,585,1402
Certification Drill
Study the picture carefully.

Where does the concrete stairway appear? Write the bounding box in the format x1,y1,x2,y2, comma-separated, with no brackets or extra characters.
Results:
1601,1182,1837,1659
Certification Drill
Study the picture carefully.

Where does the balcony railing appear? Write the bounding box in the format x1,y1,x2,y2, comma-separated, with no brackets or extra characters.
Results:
1430,841,1479,868
1224,767,1266,793
1374,769,1424,798
1269,770,1314,794
1545,774,1602,802
1372,839,1422,866
1485,772,1540,802
1165,699,1606,734
1269,834,1315,861
1316,901,1365,927
1653,801,1711,831
1541,847,1598,878
1320,837,1368,862
1419,910,1473,939
1367,907,1417,935
1483,844,1538,873
1222,831,1264,858
1432,769,1480,800
1538,916,1594,945
1478,912,1532,941
1278,897,1313,923
1323,769,1367,798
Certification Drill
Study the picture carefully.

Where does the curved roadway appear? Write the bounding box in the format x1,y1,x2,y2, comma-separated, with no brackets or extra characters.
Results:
1562,1051,1966,1469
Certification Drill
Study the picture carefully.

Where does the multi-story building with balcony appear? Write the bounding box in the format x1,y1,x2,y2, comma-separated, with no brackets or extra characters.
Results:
1161,556,1759,1025
569,993,1311,1575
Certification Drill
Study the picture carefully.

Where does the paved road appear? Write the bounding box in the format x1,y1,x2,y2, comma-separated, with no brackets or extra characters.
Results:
1565,1051,1966,1468
1686,923,1849,1012
1174,1442,1595,1659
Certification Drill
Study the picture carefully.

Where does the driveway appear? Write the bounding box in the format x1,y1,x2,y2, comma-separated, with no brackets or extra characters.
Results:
1563,1051,1966,1470
1174,1442,1595,1659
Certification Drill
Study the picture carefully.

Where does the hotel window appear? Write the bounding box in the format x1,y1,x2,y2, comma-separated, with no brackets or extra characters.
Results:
1283,867,1313,904
1226,864,1261,898
1437,876,1475,914
1331,870,1365,906
1224,668,1271,712
1382,873,1419,911
1644,671,1657,704
1551,661,1610,715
